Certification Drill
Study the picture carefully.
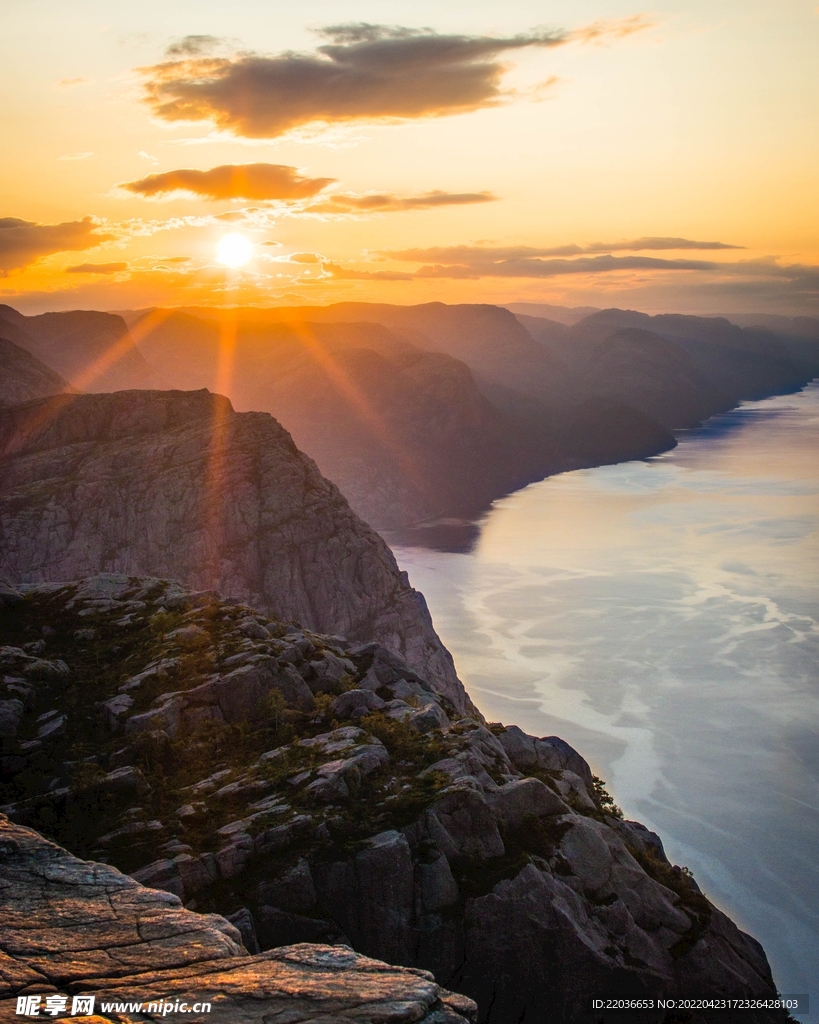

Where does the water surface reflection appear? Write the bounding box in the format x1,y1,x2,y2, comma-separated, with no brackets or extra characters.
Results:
395,383,819,997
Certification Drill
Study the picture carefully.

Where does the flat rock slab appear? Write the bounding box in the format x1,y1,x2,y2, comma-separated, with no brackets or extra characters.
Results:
0,816,244,995
0,817,476,1023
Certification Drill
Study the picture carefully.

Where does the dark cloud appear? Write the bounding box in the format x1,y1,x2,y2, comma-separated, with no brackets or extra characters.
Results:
120,163,335,200
140,22,588,137
0,217,114,274
166,35,222,57
66,262,129,274
308,190,497,214
387,238,741,262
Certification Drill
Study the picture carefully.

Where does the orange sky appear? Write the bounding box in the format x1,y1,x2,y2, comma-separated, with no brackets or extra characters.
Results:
2,0,818,315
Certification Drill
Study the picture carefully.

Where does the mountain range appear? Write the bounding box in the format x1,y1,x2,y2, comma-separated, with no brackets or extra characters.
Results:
8,300,815,543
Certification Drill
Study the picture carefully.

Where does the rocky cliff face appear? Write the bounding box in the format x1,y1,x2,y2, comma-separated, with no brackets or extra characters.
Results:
0,389,467,713
0,815,476,1024
0,337,69,408
0,577,785,1024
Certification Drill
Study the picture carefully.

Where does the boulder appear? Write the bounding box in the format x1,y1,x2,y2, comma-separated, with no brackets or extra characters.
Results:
498,725,595,790
332,688,386,719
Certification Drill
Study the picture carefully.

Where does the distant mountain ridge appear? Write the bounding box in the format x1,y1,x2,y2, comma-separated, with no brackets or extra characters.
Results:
0,304,153,393
0,336,70,408
4,300,817,544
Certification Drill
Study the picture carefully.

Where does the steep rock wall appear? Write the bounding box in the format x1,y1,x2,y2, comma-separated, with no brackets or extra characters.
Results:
0,390,468,712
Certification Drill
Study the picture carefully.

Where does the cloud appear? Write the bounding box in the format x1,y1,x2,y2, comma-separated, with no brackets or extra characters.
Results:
139,19,649,137
57,77,93,88
120,162,335,200
66,262,129,274
571,15,653,44
412,254,721,279
322,261,414,281
57,152,94,162
166,35,222,57
0,217,115,274
307,190,497,214
387,238,742,262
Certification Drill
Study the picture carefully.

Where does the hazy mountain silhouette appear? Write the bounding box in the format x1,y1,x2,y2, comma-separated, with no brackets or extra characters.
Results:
6,299,815,547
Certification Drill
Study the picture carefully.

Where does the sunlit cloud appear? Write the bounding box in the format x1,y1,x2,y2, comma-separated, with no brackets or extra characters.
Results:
57,152,94,162
119,162,335,201
305,190,498,214
571,15,654,44
0,217,114,274
56,77,94,88
288,252,322,263
139,19,652,138
321,261,414,281
386,238,743,262
65,262,129,274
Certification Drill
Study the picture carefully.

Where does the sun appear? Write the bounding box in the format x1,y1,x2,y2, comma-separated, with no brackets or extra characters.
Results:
216,233,254,268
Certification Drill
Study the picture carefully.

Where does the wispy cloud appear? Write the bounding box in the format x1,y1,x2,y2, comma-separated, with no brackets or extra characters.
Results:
165,35,222,57
56,77,93,88
571,15,653,44
320,261,414,281
139,19,652,138
119,162,335,201
306,190,498,214
66,262,129,274
57,151,94,162
0,217,114,274
386,238,742,263
411,254,722,279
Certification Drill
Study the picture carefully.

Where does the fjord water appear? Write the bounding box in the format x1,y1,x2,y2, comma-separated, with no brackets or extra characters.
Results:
395,382,819,997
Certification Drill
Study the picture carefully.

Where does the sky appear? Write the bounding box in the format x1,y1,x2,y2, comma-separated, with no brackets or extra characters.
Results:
2,0,818,315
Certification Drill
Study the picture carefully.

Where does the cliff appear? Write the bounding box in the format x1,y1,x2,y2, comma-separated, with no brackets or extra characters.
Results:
0,815,475,1023
0,389,467,713
0,576,786,1024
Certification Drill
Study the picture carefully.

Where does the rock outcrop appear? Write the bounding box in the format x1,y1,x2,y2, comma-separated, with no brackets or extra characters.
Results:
0,577,785,1023
0,389,467,712
0,337,69,408
0,815,476,1024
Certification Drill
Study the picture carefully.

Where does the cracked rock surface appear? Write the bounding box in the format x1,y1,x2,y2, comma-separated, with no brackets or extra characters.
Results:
0,816,475,1024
